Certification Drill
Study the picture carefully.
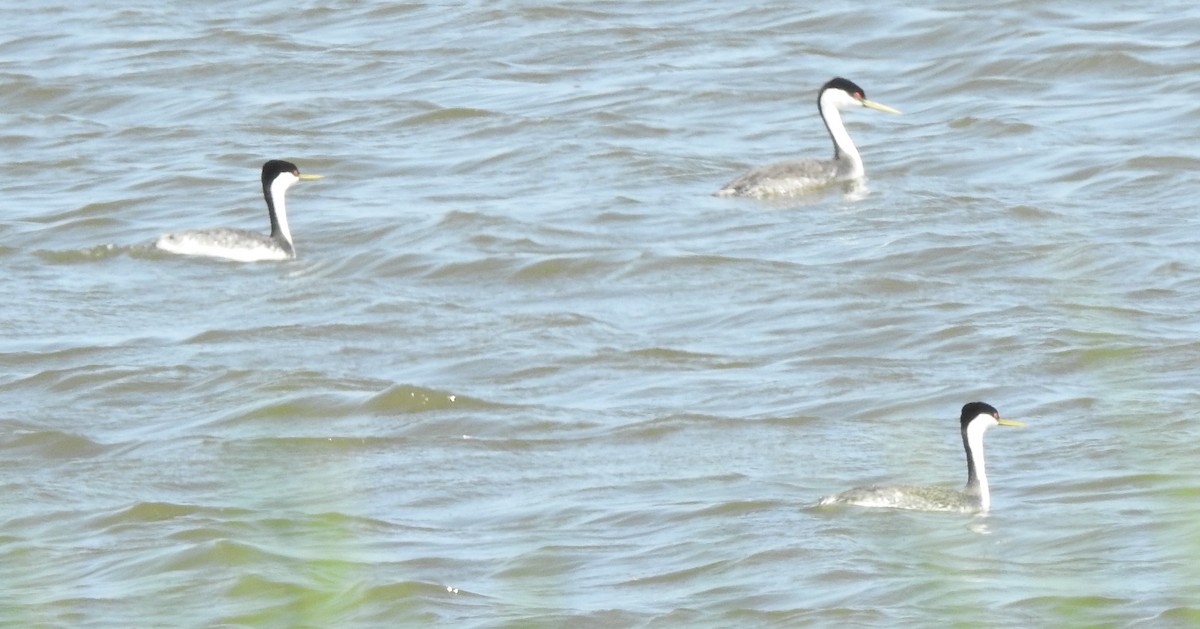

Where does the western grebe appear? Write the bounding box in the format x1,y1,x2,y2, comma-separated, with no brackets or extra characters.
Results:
818,402,1023,513
155,159,322,262
715,77,900,198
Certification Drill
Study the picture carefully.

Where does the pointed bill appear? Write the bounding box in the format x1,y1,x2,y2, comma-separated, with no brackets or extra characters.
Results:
861,99,901,115
298,174,323,180
997,418,1025,427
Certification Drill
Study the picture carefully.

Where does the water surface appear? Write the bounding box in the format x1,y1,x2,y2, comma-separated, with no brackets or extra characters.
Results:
3,1,1200,626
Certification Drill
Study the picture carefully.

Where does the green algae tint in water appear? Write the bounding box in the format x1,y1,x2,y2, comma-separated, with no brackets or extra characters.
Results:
4,0,1200,626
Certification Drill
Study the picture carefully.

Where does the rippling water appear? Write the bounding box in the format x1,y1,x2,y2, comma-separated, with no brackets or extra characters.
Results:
4,1,1200,626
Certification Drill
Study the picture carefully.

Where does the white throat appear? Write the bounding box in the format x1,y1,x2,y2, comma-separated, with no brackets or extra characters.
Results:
819,91,863,177
964,416,993,511
269,173,298,248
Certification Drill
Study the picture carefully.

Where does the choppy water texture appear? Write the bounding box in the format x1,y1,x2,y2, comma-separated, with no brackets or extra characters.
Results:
4,1,1200,626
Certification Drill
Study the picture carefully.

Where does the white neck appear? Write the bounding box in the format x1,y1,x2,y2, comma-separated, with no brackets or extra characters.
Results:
820,91,863,177
269,173,296,248
963,417,992,511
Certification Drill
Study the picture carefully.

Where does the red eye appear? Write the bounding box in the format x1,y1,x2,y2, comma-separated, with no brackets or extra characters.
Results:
854,92,863,99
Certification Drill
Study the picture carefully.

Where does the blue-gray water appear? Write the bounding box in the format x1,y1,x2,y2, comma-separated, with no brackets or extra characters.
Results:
4,1,1200,626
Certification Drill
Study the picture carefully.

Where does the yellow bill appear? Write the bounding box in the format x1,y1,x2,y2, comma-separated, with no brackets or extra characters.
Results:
862,99,901,115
